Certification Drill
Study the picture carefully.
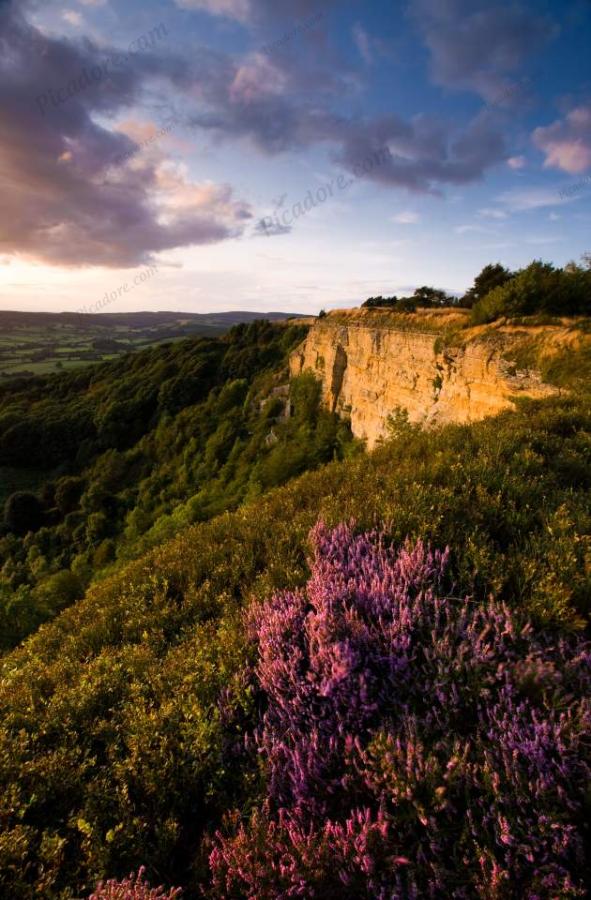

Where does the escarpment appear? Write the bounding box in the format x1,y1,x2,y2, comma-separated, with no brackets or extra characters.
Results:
290,308,566,448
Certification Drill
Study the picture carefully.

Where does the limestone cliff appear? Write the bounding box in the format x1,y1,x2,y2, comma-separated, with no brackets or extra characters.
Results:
289,308,564,448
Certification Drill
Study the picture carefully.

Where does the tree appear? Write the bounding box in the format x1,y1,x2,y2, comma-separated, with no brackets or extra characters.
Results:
411,286,453,307
55,476,86,515
362,296,398,308
470,260,591,324
4,492,43,536
461,263,513,308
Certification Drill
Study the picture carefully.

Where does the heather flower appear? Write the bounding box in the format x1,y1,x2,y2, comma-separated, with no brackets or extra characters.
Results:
89,867,182,899
211,523,591,897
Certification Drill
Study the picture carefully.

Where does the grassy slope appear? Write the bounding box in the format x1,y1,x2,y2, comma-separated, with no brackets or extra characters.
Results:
1,384,590,895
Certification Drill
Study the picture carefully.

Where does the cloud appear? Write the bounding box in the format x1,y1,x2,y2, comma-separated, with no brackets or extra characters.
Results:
352,23,372,65
533,104,591,174
332,114,506,193
0,0,509,268
175,0,250,22
0,4,251,267
411,0,557,102
391,210,420,224
229,52,287,103
496,187,573,212
524,234,563,244
478,207,507,219
507,155,526,169
174,0,325,25
62,10,84,27
253,218,292,236
454,224,492,234
183,46,506,194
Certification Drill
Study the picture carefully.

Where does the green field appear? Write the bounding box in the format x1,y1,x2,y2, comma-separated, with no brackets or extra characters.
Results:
0,311,301,381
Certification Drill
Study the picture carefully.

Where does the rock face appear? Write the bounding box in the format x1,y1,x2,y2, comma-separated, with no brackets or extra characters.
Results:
289,309,559,448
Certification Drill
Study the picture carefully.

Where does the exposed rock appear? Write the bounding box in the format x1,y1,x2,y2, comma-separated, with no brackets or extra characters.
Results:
290,309,560,448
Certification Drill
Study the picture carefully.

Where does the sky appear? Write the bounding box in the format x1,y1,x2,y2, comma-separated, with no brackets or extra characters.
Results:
0,0,590,314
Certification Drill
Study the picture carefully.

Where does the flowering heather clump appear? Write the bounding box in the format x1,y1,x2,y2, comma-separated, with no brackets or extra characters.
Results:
89,867,182,899
210,522,591,898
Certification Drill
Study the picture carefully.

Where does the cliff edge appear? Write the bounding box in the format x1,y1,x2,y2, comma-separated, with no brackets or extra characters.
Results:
288,308,584,447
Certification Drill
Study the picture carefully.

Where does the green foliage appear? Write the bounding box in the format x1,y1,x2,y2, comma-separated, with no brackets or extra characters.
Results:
411,285,455,307
461,262,514,308
471,260,591,324
55,477,86,516
383,406,419,442
0,323,351,649
362,287,456,311
362,295,401,308
4,492,43,536
34,569,83,610
0,393,590,895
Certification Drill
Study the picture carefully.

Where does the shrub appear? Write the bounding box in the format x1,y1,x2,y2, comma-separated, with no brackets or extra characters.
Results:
34,569,83,613
211,523,591,898
89,867,181,899
55,476,86,515
471,260,590,324
4,491,43,535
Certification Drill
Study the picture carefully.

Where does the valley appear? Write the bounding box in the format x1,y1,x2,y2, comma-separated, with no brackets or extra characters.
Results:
0,311,301,381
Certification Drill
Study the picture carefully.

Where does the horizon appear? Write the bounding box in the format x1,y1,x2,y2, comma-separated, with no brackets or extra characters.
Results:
1,0,590,314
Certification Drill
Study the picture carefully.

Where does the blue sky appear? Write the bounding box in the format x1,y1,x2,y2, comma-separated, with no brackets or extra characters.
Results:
0,0,590,313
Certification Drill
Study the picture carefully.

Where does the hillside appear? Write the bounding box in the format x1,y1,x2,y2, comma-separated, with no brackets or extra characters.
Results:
0,320,357,650
0,311,590,895
3,0,591,891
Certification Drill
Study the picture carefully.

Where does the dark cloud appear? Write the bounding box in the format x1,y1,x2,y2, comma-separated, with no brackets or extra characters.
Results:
0,3,251,267
334,114,506,193
410,0,558,102
174,1,507,191
186,58,507,193
0,0,510,267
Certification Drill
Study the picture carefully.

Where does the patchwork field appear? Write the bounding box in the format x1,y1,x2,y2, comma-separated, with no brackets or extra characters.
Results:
0,310,300,380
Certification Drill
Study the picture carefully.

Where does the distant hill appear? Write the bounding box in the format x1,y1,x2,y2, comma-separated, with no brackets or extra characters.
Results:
0,310,304,380
0,310,301,329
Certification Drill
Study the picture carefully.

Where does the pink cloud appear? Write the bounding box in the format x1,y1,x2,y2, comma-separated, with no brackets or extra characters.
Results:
533,105,591,174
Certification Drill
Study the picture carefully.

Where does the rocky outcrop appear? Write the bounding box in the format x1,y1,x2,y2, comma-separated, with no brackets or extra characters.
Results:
289,309,560,448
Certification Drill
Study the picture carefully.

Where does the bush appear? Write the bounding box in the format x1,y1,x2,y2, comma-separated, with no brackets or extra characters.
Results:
4,491,43,535
471,261,591,324
34,569,83,612
211,523,591,897
55,476,86,515
90,868,181,899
